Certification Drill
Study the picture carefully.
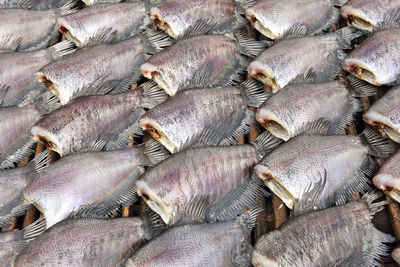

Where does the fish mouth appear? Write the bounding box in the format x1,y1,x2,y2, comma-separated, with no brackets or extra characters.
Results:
257,117,291,141
31,126,63,156
252,251,279,267
140,121,179,153
37,73,68,105
245,13,279,40
343,63,379,86
344,14,374,32
373,175,400,203
248,68,279,92
58,23,83,47
136,181,174,225
151,13,178,39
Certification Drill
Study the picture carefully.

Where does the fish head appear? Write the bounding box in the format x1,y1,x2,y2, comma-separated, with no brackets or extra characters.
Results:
139,117,179,153
340,5,375,32
37,71,70,105
150,7,181,39
31,125,65,157
373,174,400,203
256,108,291,141
57,17,84,47
140,62,177,96
363,111,400,143
245,7,281,40
248,60,280,93
342,58,380,86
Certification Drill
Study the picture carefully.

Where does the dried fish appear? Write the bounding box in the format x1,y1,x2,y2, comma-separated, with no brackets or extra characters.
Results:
253,192,394,267
0,230,24,267
248,27,361,92
0,40,75,107
139,80,269,153
373,150,400,203
135,132,279,225
31,83,167,156
57,2,153,47
342,28,400,86
37,30,172,105
254,129,395,212
140,32,265,96
341,0,400,32
24,144,168,229
393,247,400,265
364,86,400,143
256,77,377,141
83,0,121,6
245,0,343,40
0,0,40,8
126,208,261,267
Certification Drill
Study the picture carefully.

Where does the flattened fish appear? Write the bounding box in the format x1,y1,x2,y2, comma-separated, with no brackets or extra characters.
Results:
253,192,394,267
126,208,261,267
57,2,153,47
342,28,400,86
0,230,24,267
254,129,395,212
248,27,361,92
140,32,265,96
37,30,172,105
364,86,400,143
373,149,400,203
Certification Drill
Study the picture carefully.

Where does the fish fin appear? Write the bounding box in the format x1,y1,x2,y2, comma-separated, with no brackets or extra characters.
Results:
251,131,282,158
142,29,173,55
210,14,249,35
3,82,47,107
373,9,400,31
21,25,60,52
237,206,262,234
362,190,393,215
0,190,29,227
207,177,269,222
46,40,76,61
236,0,258,11
330,0,348,7
5,0,41,8
182,61,215,89
25,149,51,175
240,79,270,108
175,196,209,225
0,134,35,169
344,75,378,97
71,74,114,99
22,216,47,243
33,91,62,115
140,208,167,240
300,118,331,135
138,81,169,109
291,169,327,217
80,27,118,46
230,241,253,267
179,18,218,39
234,28,266,57
57,0,80,16
211,54,248,87
111,68,142,94
362,127,397,158
0,34,22,51
9,203,32,218
82,139,109,152
306,6,340,35
0,85,9,105
219,108,256,145
282,24,308,39
142,139,170,166
288,69,316,85
336,26,363,49
328,98,362,135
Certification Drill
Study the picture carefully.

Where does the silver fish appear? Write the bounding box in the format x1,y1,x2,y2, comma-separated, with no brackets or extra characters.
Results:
37,30,172,105
392,247,400,265
373,150,400,203
256,78,377,141
341,0,400,32
342,28,400,86
254,129,395,212
135,133,278,225
0,1,77,51
12,212,164,267
150,0,248,39
245,0,343,40
126,208,261,267
253,192,394,267
0,40,75,107
57,2,153,47
139,81,269,153
31,84,167,156
248,27,360,92
0,230,24,266
24,145,167,228
364,86,400,143
140,33,265,96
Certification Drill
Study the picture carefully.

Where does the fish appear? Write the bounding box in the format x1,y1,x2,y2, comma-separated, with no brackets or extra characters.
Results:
245,0,345,40
139,80,270,153
0,40,75,107
256,77,377,141
11,212,164,267
0,150,49,228
0,1,78,51
392,247,400,265
372,150,400,203
248,27,361,93
31,83,167,156
252,191,395,267
24,144,168,229
364,86,400,143
254,128,396,212
140,32,265,96
0,93,59,169
37,30,172,105
126,208,261,267
0,230,24,267
135,132,279,225
342,28,400,86
57,2,153,47
341,0,400,32
0,0,41,8
150,0,248,39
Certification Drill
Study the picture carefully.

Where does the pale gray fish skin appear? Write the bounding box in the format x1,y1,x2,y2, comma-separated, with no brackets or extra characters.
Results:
31,90,142,156
24,148,145,228
245,0,339,40
364,86,400,143
136,145,259,225
150,0,238,38
342,29,400,86
83,0,121,5
341,0,400,32
373,150,400,203
0,230,24,266
256,80,356,141
254,135,369,209
13,217,148,267
57,2,152,47
392,247,400,265
37,36,146,105
140,35,242,96
139,87,246,153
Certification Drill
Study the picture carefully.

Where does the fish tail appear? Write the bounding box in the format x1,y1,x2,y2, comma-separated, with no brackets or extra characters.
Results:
46,40,76,62
34,91,62,116
139,81,169,109
251,131,282,158
142,139,170,166
142,29,173,55
336,26,363,49
234,28,266,57
362,127,396,158
141,208,166,240
239,79,270,108
344,75,378,97
57,0,80,16
238,206,262,235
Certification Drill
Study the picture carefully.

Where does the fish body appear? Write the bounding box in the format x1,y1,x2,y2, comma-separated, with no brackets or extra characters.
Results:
373,150,400,203
0,230,24,266
342,28,400,86
83,0,121,5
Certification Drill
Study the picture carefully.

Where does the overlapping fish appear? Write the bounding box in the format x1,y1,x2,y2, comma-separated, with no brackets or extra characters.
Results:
373,149,400,203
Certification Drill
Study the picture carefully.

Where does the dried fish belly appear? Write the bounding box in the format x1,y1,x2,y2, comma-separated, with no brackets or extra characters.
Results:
57,2,152,47
253,192,394,267
373,150,400,203
140,33,265,96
